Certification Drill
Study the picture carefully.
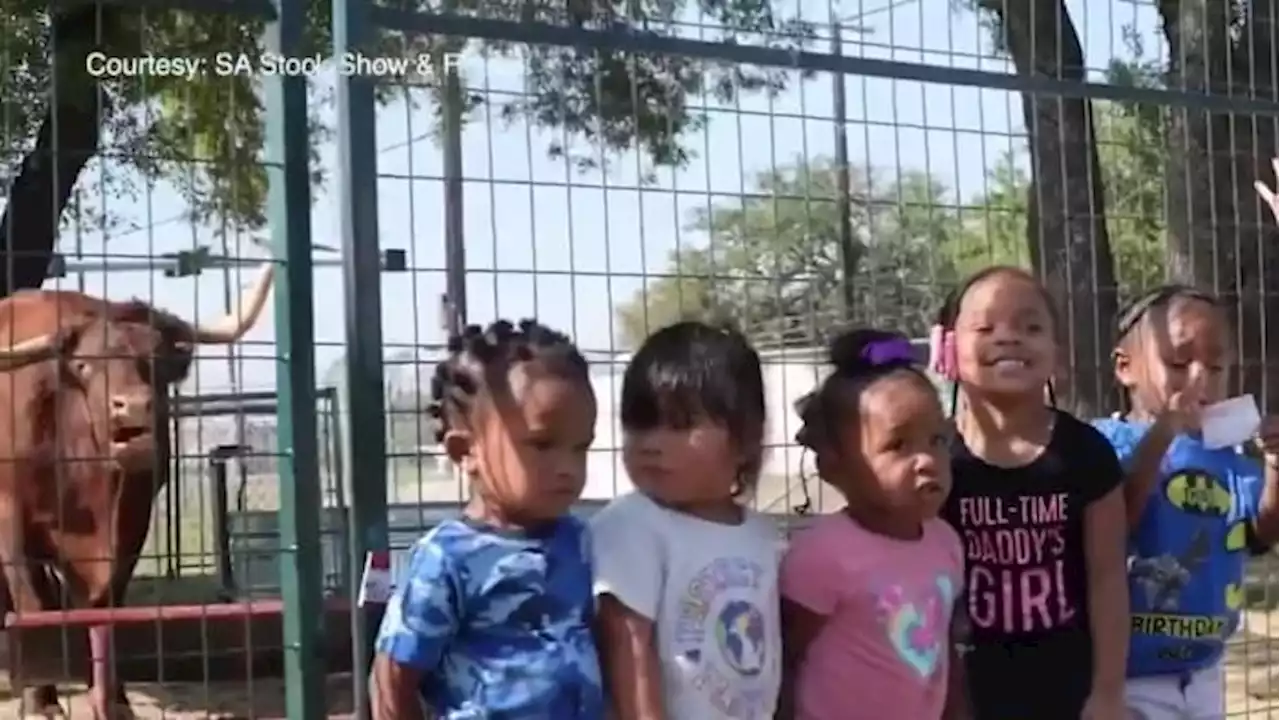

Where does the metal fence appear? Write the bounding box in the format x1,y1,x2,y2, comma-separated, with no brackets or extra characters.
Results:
334,0,1278,716
135,389,345,586
1,0,1277,717
0,0,323,714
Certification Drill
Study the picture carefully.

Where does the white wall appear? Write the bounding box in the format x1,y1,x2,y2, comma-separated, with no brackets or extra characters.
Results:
385,341,937,506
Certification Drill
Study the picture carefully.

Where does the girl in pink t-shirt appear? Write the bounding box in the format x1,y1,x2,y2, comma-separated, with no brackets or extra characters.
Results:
779,328,966,720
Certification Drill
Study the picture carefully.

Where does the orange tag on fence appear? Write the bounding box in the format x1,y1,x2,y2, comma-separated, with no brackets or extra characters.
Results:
358,550,394,607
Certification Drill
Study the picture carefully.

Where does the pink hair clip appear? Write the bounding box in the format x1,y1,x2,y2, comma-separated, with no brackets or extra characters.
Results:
927,324,958,381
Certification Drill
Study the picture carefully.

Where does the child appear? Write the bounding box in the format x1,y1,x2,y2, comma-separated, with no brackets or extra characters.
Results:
931,266,1130,720
779,328,965,720
369,319,605,720
1093,285,1278,719
591,321,781,720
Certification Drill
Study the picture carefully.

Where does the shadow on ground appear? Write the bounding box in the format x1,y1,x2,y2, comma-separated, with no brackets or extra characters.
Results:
0,674,357,719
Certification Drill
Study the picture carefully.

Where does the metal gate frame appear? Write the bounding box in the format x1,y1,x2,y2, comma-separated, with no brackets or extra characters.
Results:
154,388,345,596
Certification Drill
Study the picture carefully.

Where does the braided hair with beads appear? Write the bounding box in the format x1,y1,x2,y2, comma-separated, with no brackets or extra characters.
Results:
428,319,591,444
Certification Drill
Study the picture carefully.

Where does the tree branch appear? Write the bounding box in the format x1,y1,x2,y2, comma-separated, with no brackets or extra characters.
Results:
982,0,1119,414
0,7,113,296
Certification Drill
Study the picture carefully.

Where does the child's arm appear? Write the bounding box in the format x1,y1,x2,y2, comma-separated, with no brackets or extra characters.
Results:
368,541,460,720
595,596,667,720
940,523,970,720
1120,391,1198,529
1121,416,1177,529
590,502,667,720
941,600,971,720
1083,481,1129,705
371,655,429,720
1249,416,1279,550
775,600,826,720
774,523,839,720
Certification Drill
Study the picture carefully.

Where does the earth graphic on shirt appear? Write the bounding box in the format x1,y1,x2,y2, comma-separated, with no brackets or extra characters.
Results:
714,600,767,677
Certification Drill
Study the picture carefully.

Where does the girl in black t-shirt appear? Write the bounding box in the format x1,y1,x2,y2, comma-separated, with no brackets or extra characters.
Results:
929,266,1129,720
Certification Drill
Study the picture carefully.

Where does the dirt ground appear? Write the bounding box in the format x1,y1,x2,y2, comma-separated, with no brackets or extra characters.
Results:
2,620,1280,712
0,671,356,719
0,616,351,720
1222,610,1280,718
0,610,1275,719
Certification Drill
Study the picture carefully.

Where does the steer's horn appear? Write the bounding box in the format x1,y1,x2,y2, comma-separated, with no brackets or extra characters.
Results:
0,333,59,371
191,260,276,344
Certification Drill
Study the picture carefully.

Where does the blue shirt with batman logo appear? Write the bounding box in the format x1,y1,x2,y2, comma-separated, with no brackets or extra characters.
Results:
1094,418,1265,678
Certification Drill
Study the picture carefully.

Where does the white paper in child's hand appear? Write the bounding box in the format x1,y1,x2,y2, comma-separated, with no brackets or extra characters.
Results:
1201,394,1262,450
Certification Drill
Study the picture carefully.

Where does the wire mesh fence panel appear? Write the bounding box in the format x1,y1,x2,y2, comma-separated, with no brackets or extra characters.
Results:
0,0,327,714
0,0,1275,716
343,0,1277,717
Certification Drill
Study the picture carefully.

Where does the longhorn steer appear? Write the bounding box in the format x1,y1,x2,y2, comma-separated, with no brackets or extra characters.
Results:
0,262,275,719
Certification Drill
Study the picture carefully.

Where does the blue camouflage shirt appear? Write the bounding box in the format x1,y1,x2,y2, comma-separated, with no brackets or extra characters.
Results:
374,515,605,719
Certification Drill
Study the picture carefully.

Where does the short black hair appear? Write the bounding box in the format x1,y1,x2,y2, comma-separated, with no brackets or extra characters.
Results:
795,328,932,452
619,321,766,487
1116,284,1219,343
429,318,589,442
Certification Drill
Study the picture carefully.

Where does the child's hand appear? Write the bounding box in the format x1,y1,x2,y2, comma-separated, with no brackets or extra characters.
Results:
1080,689,1127,720
1155,386,1202,434
1255,415,1279,469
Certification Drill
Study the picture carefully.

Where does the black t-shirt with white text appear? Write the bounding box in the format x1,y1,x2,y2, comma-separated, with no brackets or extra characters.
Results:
943,410,1124,720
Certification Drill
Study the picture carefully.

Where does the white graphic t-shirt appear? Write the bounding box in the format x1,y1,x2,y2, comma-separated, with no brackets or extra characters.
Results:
591,492,783,720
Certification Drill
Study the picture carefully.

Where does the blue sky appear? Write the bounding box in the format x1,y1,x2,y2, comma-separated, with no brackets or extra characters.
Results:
11,0,1163,397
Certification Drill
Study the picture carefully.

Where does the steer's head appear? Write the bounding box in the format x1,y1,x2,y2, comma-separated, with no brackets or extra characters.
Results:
0,262,275,465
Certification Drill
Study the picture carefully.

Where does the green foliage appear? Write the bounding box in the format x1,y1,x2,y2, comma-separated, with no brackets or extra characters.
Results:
614,157,964,348
510,0,813,174
1,0,811,233
615,55,1178,349
950,42,1170,307
950,158,1030,274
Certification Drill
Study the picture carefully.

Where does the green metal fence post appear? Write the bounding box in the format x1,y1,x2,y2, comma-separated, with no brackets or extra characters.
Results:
333,0,390,712
264,0,325,714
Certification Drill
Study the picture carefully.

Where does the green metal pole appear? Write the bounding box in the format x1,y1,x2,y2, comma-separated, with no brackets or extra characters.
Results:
333,0,390,713
264,0,325,714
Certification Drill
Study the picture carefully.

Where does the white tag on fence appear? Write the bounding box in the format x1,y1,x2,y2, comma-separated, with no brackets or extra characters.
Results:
358,550,395,607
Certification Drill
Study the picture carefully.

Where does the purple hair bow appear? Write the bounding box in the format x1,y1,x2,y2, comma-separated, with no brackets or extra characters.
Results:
860,337,916,367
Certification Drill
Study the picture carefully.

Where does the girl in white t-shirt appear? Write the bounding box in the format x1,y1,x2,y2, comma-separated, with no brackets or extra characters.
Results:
591,321,782,720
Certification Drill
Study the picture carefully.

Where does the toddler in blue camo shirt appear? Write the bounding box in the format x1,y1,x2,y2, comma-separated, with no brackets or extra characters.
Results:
370,319,605,720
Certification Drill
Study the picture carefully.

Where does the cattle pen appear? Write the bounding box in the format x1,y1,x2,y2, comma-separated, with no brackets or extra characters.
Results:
1,0,1278,717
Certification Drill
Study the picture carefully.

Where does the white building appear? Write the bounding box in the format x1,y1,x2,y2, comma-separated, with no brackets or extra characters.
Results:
382,340,933,514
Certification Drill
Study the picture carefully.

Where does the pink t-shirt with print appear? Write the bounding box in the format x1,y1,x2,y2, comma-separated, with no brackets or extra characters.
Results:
781,513,964,720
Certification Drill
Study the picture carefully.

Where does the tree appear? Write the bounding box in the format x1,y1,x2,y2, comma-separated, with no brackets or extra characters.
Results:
1154,0,1277,407
947,63,1185,413
614,91,1183,371
952,56,1172,307
973,0,1119,416
1,1,812,296
971,0,1279,412
614,158,962,349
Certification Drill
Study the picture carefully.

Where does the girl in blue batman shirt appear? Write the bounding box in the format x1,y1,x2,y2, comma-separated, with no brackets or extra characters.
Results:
1095,286,1278,720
